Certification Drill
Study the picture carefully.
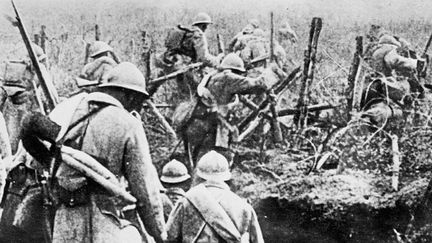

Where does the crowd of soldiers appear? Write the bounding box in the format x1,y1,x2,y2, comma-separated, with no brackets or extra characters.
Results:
0,9,429,243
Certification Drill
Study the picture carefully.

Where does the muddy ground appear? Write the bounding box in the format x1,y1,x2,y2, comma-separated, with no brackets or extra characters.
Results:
147,120,432,243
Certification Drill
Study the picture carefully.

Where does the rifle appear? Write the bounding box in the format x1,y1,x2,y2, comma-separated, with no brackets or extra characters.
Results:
239,96,338,121
9,2,59,242
423,32,432,57
217,34,225,54
267,12,283,143
294,17,322,129
238,65,302,131
144,100,177,139
10,0,57,111
245,54,270,70
147,62,203,96
417,33,432,79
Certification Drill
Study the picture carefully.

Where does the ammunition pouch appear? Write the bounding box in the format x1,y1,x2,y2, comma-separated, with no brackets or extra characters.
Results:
54,180,90,207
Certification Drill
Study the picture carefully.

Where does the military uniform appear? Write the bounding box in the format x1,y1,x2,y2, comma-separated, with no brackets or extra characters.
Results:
233,29,288,77
78,41,118,88
18,63,166,243
166,151,264,243
159,159,190,219
154,13,221,100
228,19,260,52
80,56,117,83
0,45,58,243
182,54,280,161
161,187,186,222
47,91,165,243
361,34,423,126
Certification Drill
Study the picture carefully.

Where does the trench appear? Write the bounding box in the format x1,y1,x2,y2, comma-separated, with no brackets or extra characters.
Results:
254,197,412,243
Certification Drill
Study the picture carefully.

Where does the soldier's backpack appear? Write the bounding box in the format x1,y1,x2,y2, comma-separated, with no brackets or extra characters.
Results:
1,61,34,90
165,25,197,60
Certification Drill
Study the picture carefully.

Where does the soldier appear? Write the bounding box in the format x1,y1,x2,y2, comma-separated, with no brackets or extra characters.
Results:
364,25,412,63
233,28,289,76
0,43,58,243
176,53,284,163
160,159,190,205
19,62,166,243
361,33,426,126
152,12,223,99
228,19,260,52
159,159,191,220
234,28,268,73
277,21,298,46
166,150,264,243
79,41,118,85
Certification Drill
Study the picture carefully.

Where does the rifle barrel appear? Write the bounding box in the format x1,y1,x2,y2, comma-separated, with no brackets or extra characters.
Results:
424,33,432,56
11,0,56,110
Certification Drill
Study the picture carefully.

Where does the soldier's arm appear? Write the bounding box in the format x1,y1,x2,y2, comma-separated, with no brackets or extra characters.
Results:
192,29,221,67
228,32,241,52
384,49,417,73
123,126,166,243
165,198,185,243
0,112,11,160
80,57,116,80
249,206,265,243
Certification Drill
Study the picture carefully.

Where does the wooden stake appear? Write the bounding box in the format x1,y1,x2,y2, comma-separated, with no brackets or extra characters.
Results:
391,134,401,191
95,24,100,41
40,25,47,52
347,36,364,117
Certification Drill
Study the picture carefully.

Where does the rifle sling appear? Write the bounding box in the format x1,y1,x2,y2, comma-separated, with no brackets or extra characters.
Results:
185,184,242,243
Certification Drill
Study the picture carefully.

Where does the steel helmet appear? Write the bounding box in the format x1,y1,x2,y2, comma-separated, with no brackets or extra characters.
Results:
192,12,212,26
196,150,231,182
248,19,259,29
220,53,245,72
99,62,149,96
160,159,191,184
89,41,113,58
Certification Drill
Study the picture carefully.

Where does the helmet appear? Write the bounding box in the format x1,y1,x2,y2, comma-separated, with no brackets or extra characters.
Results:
248,19,259,29
192,12,212,26
220,53,245,72
160,159,190,184
196,150,231,182
89,41,113,58
99,62,149,96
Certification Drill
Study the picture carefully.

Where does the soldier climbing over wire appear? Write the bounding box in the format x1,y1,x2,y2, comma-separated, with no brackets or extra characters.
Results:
173,53,284,165
228,19,261,53
360,29,427,127
152,12,224,99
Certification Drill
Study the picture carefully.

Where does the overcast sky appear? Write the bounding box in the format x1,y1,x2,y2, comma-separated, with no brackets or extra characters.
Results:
1,0,432,31
1,0,432,21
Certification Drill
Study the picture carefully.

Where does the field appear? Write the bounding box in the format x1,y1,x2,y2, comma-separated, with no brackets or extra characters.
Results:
3,0,432,242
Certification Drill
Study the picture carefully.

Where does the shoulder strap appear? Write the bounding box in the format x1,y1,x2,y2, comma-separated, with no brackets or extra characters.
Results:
186,184,241,243
51,103,108,178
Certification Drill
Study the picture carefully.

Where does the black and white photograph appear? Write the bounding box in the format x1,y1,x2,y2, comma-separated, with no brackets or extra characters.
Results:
1,0,432,242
